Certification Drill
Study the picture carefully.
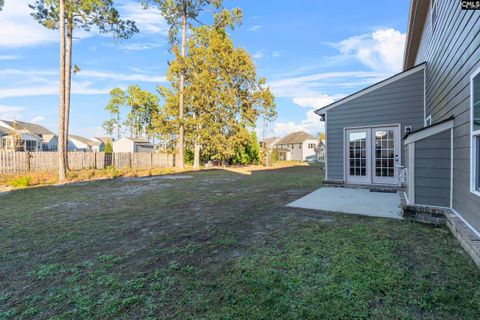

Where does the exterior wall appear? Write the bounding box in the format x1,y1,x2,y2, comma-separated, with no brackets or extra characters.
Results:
135,144,154,153
414,130,451,207
290,143,303,160
414,1,480,230
68,139,90,151
303,139,318,162
43,136,58,151
275,143,303,160
326,68,425,180
113,138,134,153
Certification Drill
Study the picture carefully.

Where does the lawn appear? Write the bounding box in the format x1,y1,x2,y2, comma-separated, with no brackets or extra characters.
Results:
1,164,479,319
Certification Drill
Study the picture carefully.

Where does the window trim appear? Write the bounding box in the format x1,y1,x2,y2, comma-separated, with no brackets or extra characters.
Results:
470,66,480,197
425,115,432,127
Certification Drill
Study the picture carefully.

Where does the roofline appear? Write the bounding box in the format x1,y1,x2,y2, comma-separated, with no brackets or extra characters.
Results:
403,0,430,70
314,63,426,115
403,116,454,145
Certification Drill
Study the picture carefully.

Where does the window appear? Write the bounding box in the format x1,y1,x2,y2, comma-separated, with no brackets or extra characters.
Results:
308,143,316,149
425,115,432,127
25,140,37,152
471,67,480,195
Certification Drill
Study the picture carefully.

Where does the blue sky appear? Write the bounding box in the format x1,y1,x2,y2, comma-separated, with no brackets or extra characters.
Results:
0,0,410,139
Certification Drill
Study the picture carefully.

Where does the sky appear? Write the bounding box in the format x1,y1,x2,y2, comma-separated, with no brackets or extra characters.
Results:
0,0,410,139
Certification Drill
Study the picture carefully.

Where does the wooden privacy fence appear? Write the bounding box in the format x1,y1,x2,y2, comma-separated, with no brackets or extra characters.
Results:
0,151,175,174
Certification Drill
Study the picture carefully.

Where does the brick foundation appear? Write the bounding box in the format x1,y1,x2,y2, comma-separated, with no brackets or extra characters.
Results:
400,204,446,225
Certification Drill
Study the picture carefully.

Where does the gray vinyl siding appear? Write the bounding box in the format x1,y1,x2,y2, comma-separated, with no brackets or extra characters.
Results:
326,69,425,180
414,130,451,207
414,0,480,230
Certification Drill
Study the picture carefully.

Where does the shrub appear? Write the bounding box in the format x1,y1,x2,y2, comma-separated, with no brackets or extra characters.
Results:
8,175,32,187
105,166,119,178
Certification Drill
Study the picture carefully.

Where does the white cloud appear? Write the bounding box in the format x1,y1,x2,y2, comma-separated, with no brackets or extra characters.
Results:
272,51,281,58
112,41,165,51
269,70,386,99
292,95,336,109
252,50,265,59
0,55,22,60
333,28,405,73
79,70,167,83
263,26,406,138
30,116,46,124
269,110,324,137
0,104,25,120
0,68,166,83
0,0,58,47
248,25,262,32
0,68,166,99
0,81,110,99
121,1,169,35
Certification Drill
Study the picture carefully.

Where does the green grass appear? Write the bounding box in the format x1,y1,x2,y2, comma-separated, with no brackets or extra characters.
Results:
0,164,479,319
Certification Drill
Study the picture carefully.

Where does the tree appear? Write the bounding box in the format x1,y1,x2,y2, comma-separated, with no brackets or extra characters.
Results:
158,26,276,166
105,86,160,139
319,132,326,142
142,0,241,170
104,88,126,140
232,131,260,165
104,139,113,153
0,0,4,11
30,0,138,180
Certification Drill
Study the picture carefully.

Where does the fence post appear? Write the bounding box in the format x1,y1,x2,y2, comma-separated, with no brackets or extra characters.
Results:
128,152,132,169
25,151,30,173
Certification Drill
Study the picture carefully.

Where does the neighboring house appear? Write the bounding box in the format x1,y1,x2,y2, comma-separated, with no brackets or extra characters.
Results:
275,131,319,162
315,140,326,162
113,137,154,153
260,137,280,151
93,137,113,146
68,135,101,152
315,1,480,233
0,119,57,151
0,126,10,150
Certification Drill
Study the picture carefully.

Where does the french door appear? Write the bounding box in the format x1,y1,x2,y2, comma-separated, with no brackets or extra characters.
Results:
346,126,400,185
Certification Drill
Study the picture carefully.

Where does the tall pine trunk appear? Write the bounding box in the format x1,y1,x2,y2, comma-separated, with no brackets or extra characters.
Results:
116,112,120,140
176,11,187,169
64,16,73,170
193,142,200,169
193,113,200,169
57,0,67,181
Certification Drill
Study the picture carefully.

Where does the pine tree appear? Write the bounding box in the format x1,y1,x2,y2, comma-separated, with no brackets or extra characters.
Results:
30,0,138,180
142,0,241,169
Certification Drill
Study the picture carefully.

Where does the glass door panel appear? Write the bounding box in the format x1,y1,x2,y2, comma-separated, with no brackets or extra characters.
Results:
372,127,399,184
346,129,370,184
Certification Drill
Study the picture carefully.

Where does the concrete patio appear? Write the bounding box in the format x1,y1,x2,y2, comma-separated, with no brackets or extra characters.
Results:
287,187,402,219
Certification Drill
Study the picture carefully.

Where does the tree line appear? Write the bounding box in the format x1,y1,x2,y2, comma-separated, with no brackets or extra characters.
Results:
7,0,276,180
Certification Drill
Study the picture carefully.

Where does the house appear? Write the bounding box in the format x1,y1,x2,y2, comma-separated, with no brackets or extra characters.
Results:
113,137,155,153
0,119,58,151
274,131,319,162
68,135,102,152
260,137,280,151
93,137,113,146
315,1,480,235
0,126,11,149
315,139,325,162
